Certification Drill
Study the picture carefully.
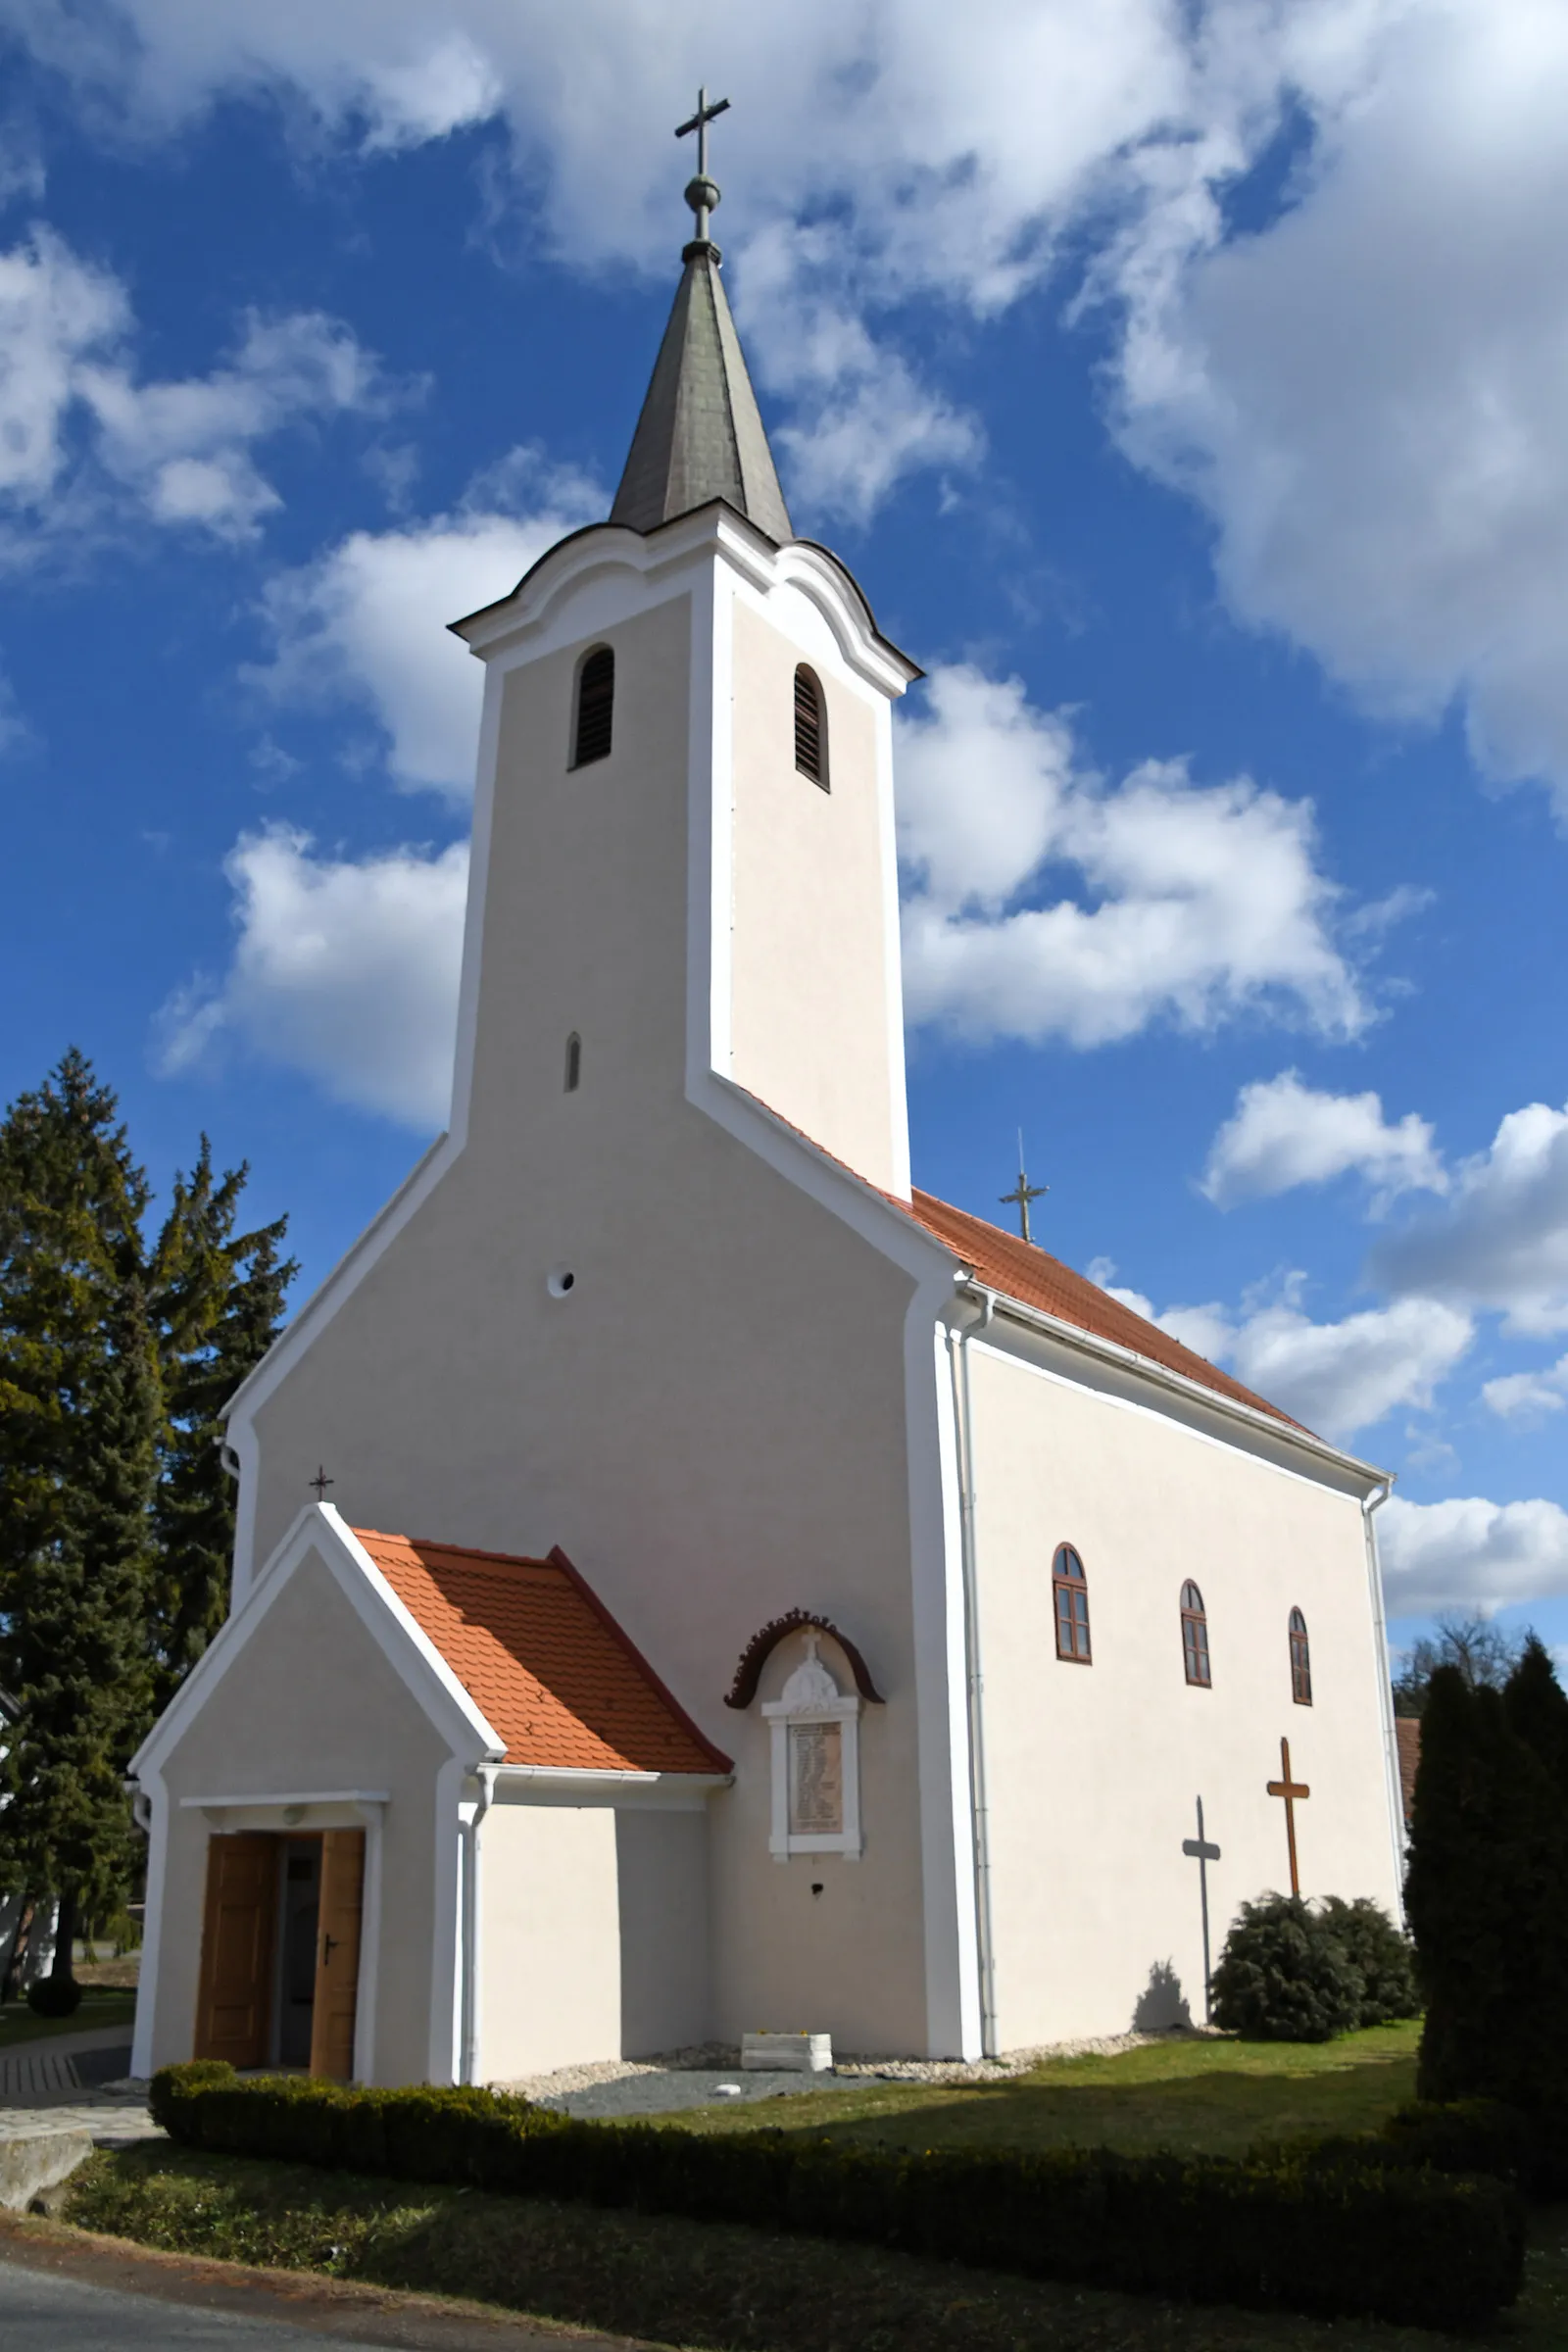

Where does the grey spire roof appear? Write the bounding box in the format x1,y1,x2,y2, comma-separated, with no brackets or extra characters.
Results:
611,241,793,542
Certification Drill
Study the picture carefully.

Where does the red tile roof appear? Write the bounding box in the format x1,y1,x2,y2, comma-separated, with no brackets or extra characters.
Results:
903,1188,1303,1432
1396,1716,1421,1828
353,1529,730,1775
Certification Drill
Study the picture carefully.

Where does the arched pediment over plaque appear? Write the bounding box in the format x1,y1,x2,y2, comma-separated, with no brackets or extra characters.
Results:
723,1608,884,1710
760,1629,863,1862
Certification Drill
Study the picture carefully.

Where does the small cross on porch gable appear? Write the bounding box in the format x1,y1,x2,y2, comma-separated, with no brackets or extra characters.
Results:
1267,1736,1311,1896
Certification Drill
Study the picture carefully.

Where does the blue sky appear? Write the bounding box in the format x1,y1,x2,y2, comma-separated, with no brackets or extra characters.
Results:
3,3,1567,1659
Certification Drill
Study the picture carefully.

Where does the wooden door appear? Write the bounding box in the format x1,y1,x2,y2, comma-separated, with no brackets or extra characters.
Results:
309,1827,365,2080
193,1833,278,2066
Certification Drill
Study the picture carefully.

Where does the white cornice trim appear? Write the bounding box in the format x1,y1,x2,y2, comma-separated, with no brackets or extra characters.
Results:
960,1282,1391,1490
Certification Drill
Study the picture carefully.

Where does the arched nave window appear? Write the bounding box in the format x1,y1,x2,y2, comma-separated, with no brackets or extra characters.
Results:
794,664,828,787
572,646,614,767
1053,1544,1091,1664
1181,1581,1211,1688
1290,1607,1313,1705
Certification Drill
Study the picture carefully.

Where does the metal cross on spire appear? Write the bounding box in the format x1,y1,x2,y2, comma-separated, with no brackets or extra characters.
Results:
999,1131,1048,1246
676,86,730,246
310,1465,334,1502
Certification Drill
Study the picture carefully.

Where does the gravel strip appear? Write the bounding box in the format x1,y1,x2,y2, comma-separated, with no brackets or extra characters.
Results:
493,2028,1213,2116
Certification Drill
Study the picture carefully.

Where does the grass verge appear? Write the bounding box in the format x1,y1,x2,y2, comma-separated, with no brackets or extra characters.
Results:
641,2023,1424,2157
0,1988,136,2050
66,2143,1568,2352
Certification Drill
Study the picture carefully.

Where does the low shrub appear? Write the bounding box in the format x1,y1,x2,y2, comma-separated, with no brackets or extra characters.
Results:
25,1976,82,2019
147,2063,1523,2330
1209,1894,1363,2041
1317,1897,1420,2026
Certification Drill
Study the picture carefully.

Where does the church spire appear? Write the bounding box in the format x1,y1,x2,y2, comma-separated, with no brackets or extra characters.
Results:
610,92,793,543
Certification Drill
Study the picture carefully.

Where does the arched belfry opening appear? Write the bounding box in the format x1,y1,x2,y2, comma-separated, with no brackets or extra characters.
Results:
572,646,614,768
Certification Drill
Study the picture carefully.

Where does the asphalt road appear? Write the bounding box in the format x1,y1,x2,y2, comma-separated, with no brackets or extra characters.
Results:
0,2258,406,2346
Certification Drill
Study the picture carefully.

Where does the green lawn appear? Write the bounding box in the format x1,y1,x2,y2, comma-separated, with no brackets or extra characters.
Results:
63,2142,1568,2352
0,1988,136,2051
647,2021,1424,2159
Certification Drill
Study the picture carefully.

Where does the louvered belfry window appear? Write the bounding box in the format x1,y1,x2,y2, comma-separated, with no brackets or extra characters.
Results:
572,646,614,767
794,664,827,787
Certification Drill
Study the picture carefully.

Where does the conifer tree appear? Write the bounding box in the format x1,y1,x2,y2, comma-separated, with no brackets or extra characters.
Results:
146,1141,294,1711
1501,1633,1568,1800
1406,1664,1568,2108
0,1052,159,1979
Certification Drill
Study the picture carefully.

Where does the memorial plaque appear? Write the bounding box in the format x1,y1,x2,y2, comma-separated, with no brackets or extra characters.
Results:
789,1721,844,1836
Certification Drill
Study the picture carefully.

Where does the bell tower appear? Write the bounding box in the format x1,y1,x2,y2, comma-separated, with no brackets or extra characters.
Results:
450,99,919,1198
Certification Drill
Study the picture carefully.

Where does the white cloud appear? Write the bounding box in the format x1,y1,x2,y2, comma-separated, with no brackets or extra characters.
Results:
1372,1100,1568,1336
1085,1256,1472,1442
897,664,1373,1049
1380,1494,1568,1618
157,824,466,1127
1201,1069,1446,1207
1482,1352,1568,1423
1104,0,1568,815
0,225,386,548
250,460,600,795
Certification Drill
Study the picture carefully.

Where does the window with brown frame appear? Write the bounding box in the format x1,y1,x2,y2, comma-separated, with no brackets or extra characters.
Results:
1181,1580,1211,1687
572,646,614,767
794,664,828,787
1290,1606,1313,1705
1053,1544,1091,1663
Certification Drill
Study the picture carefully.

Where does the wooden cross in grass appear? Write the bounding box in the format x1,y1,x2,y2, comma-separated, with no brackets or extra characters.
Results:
1267,1736,1310,1896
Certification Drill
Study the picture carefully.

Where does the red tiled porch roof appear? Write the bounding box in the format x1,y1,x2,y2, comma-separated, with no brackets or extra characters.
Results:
354,1530,730,1775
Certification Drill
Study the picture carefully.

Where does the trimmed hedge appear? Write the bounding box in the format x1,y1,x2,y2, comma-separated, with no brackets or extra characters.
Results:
149,2063,1523,2330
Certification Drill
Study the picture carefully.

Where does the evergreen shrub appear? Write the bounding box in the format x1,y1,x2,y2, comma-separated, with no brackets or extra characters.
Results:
1317,1896,1420,2026
147,2063,1523,2329
1209,1894,1362,2041
25,1976,82,2019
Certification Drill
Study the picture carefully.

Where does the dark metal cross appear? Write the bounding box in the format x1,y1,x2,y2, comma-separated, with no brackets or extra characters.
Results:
676,87,731,246
676,86,730,176
999,1133,1048,1245
1267,1736,1311,1896
310,1465,334,1502
1182,1795,1222,2025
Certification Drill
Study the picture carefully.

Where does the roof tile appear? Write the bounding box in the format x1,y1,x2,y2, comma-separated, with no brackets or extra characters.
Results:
353,1530,730,1776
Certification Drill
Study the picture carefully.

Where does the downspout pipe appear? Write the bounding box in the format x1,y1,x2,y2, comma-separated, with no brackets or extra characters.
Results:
460,1764,498,2085
948,1287,998,2059
1361,1482,1407,1916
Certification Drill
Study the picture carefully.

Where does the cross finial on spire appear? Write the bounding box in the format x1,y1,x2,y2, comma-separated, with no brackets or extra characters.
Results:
310,1464,334,1502
999,1130,1048,1246
676,86,730,250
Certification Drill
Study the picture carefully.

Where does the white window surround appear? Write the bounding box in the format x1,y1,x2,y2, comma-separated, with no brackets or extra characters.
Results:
762,1636,862,1861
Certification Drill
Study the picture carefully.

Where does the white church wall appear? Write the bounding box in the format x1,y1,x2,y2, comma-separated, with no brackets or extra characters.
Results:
478,1802,621,2081
238,556,944,2062
966,1338,1401,2049
614,1807,710,2055
143,1544,453,2084
728,592,903,1195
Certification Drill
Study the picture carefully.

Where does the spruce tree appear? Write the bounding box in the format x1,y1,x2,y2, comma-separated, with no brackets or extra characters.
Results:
146,1141,293,1711
0,1052,159,1978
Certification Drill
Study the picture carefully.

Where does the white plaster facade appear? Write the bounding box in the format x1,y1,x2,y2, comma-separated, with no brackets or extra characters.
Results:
129,326,1405,2085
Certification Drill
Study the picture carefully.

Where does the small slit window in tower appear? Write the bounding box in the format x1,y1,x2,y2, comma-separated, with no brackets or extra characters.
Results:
1290,1606,1313,1705
794,664,827,788
572,646,614,767
564,1033,581,1093
1053,1544,1091,1663
1181,1581,1211,1687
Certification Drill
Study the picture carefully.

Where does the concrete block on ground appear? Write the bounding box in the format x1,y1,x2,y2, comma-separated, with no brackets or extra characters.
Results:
741,2032,832,2072
0,2124,93,2212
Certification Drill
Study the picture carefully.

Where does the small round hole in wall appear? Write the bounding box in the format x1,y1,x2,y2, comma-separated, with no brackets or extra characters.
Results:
547,1268,576,1298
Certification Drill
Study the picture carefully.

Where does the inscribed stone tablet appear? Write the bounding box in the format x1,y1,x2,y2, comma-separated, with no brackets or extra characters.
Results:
789,1721,844,1836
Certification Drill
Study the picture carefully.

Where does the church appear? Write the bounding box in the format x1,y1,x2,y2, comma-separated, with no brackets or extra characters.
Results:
128,122,1406,2088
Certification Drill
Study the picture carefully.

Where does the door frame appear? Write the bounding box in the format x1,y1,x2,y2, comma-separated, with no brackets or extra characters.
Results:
181,1790,386,2082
